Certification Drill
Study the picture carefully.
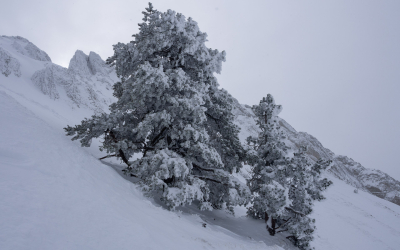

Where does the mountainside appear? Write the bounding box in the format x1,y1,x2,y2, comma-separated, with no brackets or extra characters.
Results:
1,36,400,250
232,101,400,207
0,35,117,115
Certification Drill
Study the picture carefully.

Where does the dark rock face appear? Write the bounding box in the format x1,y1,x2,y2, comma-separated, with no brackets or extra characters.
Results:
232,100,400,207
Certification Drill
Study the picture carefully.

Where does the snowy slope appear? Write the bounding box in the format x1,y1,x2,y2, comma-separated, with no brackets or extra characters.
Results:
0,36,282,250
312,177,400,250
0,90,279,250
1,36,400,250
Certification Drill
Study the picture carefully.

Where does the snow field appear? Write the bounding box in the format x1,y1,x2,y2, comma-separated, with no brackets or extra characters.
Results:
312,175,400,249
0,90,279,250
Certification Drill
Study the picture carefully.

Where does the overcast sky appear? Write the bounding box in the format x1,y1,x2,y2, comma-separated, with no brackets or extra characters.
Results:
1,0,399,179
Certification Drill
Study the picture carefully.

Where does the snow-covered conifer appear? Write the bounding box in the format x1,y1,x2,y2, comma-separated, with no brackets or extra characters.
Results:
284,149,332,249
246,95,332,250
65,3,249,211
246,94,290,230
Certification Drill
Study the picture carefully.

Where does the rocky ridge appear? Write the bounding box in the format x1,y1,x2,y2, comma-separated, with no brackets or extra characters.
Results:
9,36,52,62
31,50,117,113
0,36,117,114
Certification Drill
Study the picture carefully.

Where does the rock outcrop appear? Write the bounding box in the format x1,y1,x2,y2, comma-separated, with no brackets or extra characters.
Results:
0,47,21,77
0,36,118,114
29,50,116,113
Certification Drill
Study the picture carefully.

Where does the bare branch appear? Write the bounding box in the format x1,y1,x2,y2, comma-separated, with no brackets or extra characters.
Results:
192,175,228,186
275,217,291,230
192,163,215,172
99,154,116,160
285,207,306,217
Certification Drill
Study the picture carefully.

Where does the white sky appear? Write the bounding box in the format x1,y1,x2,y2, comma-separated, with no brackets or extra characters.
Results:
1,0,399,179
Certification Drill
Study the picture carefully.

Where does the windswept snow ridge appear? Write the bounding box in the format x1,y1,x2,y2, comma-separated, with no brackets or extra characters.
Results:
8,35,52,62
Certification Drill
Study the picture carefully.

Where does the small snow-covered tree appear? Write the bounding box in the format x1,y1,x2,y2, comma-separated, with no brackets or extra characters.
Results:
246,94,290,233
246,95,332,250
284,149,332,249
64,3,250,211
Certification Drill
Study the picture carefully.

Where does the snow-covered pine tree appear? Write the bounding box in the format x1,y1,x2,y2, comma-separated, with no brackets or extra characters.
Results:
246,94,290,234
64,3,250,211
246,94,332,250
284,149,333,250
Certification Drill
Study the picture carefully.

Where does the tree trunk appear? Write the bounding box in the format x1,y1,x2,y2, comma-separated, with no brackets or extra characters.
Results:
268,218,277,236
119,149,129,166
265,212,277,236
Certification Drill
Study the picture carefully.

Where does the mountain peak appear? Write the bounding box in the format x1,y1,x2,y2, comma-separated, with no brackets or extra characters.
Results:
68,50,111,76
88,51,109,75
68,50,91,76
1,35,51,62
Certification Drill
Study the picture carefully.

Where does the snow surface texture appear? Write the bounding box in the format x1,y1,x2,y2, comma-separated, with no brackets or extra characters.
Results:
1,36,400,249
232,100,400,207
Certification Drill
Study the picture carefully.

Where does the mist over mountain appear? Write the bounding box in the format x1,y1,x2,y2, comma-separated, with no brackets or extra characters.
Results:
1,36,399,250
